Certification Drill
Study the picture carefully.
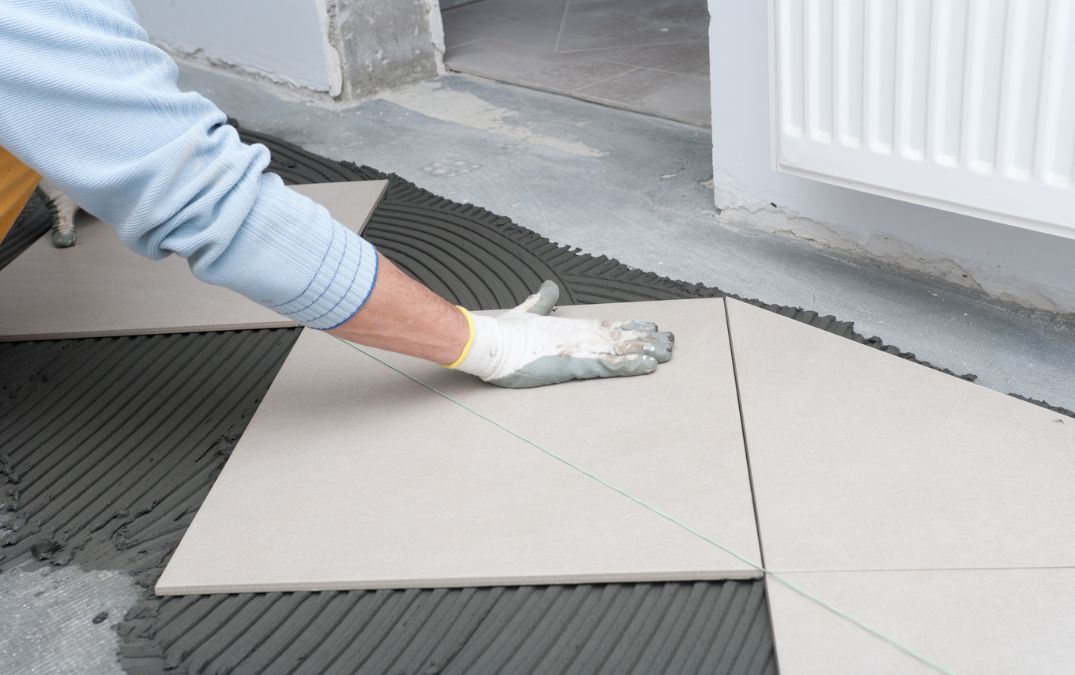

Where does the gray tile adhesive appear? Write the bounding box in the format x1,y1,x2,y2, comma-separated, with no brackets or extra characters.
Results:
0,122,1068,675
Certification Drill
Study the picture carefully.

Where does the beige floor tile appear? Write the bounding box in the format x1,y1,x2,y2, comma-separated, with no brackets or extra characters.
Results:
725,299,1075,572
767,569,1075,674
0,181,386,341
156,299,761,594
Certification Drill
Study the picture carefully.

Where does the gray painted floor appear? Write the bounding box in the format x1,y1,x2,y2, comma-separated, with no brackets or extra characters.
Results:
442,0,711,127
176,65,1075,412
0,566,138,675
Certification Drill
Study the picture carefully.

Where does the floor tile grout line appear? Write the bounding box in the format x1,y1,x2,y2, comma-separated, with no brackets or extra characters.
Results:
723,298,786,675
444,37,487,52
586,58,711,82
776,565,1075,574
722,298,767,571
554,0,571,56
570,67,644,95
330,334,951,675
556,41,710,55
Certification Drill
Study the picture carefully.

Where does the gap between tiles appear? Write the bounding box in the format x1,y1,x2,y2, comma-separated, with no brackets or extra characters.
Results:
567,67,647,95
722,297,768,572
720,299,931,673
552,0,570,55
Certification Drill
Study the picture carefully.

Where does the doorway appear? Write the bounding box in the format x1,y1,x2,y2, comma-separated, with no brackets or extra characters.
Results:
441,0,712,128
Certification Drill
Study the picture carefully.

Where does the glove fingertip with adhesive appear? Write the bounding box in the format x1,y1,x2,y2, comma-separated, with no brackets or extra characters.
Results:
446,282,675,389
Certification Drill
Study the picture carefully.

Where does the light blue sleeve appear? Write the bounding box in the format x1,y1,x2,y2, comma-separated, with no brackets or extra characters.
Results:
0,0,378,329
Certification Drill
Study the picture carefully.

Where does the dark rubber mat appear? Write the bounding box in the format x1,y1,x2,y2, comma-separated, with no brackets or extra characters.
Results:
0,188,53,272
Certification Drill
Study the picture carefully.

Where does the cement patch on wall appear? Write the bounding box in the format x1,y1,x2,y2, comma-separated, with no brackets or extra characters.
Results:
331,0,443,99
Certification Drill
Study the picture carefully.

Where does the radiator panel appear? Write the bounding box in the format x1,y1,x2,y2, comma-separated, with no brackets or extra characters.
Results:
770,0,1075,237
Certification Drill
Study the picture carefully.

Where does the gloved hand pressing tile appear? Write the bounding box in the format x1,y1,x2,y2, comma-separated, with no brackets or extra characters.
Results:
447,281,674,388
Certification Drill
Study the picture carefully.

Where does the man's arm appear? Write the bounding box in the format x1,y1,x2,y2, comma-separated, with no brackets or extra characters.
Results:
333,261,674,388
330,252,470,364
0,0,673,386
0,0,374,329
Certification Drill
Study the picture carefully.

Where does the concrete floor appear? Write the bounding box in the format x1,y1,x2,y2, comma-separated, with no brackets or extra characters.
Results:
176,64,1075,412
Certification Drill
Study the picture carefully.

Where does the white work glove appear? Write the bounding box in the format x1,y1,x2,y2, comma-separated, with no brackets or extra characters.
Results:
446,281,674,388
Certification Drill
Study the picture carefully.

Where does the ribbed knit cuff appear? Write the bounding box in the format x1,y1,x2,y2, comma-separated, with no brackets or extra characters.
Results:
264,218,379,330
204,174,380,330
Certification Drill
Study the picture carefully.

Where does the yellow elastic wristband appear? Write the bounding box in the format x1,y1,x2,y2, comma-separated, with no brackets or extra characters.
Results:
443,305,475,369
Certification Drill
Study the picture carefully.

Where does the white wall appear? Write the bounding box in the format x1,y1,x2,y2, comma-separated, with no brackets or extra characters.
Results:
131,0,340,94
131,0,444,99
708,0,1075,313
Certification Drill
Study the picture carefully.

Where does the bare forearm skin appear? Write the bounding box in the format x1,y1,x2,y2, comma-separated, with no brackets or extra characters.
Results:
328,252,470,365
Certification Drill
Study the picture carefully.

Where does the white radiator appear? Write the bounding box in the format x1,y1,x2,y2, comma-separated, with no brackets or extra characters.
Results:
769,0,1075,238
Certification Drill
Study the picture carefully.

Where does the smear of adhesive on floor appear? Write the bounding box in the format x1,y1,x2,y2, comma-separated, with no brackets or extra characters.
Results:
0,565,139,675
379,81,608,158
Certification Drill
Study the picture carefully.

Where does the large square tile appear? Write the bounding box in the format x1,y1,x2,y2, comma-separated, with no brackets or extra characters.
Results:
0,181,386,340
156,299,762,594
557,0,709,52
446,39,637,94
767,569,1075,674
725,299,1075,572
575,68,711,127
